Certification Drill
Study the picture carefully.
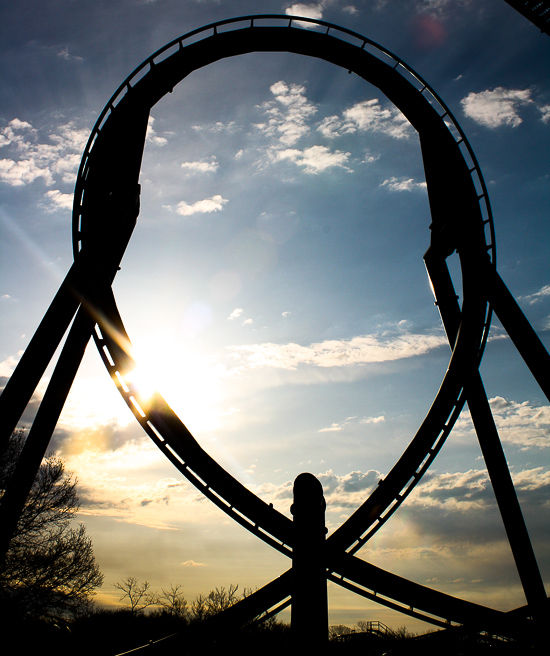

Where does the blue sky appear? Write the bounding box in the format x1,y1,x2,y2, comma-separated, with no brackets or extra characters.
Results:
1,0,549,632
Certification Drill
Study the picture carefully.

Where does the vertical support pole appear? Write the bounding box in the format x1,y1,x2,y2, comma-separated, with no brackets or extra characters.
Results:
467,373,547,609
291,472,328,648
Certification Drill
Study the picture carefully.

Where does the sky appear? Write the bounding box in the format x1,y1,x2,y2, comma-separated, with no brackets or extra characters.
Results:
1,0,549,634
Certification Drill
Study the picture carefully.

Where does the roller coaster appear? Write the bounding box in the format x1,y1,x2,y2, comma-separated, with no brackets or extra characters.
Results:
0,14,548,645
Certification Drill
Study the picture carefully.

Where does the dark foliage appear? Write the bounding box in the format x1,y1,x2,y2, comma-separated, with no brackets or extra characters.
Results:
0,429,103,622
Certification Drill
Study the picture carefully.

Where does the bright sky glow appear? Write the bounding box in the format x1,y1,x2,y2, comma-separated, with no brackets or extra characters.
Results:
1,0,549,633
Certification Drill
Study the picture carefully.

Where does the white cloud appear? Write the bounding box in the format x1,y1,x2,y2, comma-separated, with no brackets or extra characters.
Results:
380,177,427,192
251,468,382,509
453,396,550,449
540,105,550,123
272,144,351,174
181,157,218,173
488,396,550,449
0,351,23,377
0,118,87,187
343,5,359,14
44,189,73,211
227,329,446,372
345,100,410,138
412,469,493,512
252,463,549,526
256,81,317,146
52,152,82,184
460,87,533,128
285,3,324,25
318,99,411,140
256,81,365,175
228,308,244,320
175,194,228,216
146,116,168,146
317,115,343,139
411,466,550,516
0,118,34,147
0,158,54,186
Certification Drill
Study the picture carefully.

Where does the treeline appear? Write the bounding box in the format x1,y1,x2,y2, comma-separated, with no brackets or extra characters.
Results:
10,579,291,656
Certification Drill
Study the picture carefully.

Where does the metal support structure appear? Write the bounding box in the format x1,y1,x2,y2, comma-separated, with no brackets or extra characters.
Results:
1,15,548,647
291,473,328,647
504,0,550,35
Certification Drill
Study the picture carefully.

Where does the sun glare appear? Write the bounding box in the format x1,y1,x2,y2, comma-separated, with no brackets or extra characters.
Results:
126,332,225,434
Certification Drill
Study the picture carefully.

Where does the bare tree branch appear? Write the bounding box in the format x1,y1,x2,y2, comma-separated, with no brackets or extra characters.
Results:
0,429,103,620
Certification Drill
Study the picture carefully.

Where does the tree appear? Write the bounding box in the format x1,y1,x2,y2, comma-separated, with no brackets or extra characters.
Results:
189,584,239,622
115,576,158,614
0,429,103,621
157,583,188,620
329,624,354,640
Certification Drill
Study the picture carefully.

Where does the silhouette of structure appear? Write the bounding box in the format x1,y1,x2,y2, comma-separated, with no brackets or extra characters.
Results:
0,14,548,643
291,473,328,647
504,0,550,35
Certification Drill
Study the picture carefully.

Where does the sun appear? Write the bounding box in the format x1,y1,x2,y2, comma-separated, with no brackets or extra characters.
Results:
125,331,226,434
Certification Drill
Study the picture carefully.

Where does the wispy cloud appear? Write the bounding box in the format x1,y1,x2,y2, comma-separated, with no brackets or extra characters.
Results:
519,284,550,306
254,82,414,176
181,560,206,567
227,329,446,372
318,99,411,140
57,46,83,62
319,415,385,432
191,120,238,133
271,145,351,174
414,0,474,18
255,81,317,147
65,439,207,530
254,80,357,174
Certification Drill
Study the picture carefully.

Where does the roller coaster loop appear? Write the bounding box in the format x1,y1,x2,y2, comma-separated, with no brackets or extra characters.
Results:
0,15,548,641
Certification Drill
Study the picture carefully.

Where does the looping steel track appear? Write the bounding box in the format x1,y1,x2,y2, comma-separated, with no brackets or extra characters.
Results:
1,15,548,637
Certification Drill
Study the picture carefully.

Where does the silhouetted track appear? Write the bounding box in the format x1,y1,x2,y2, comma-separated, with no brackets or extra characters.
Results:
1,15,547,642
